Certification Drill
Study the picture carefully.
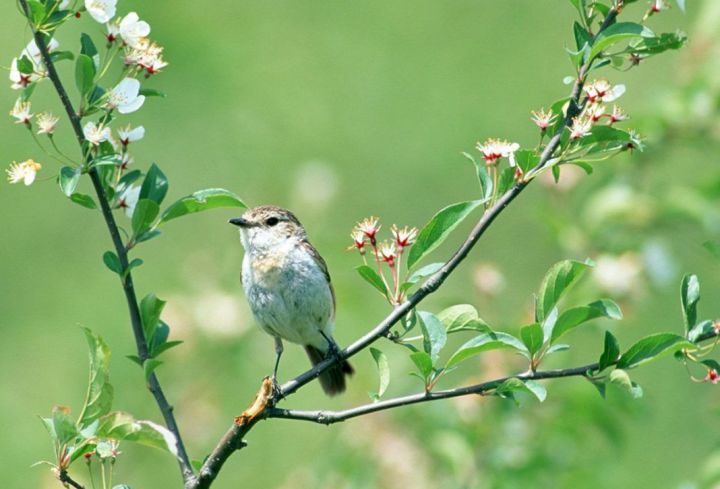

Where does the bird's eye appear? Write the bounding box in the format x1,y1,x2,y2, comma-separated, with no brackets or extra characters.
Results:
266,217,279,226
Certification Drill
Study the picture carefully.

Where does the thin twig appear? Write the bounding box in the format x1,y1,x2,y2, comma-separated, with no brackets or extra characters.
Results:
191,6,622,489
16,1,193,481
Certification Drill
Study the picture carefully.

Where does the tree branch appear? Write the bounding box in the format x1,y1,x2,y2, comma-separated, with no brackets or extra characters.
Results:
191,6,623,488
267,328,719,424
16,1,193,481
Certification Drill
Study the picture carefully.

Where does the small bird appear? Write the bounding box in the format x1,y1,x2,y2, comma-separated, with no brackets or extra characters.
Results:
229,206,353,396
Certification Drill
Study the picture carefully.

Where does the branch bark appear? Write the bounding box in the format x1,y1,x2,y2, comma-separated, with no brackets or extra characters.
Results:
16,2,193,481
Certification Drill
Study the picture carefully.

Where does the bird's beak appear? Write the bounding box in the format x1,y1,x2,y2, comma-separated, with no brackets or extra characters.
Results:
229,217,251,227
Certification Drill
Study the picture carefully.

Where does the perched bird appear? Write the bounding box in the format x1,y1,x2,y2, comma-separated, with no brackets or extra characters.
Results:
230,206,353,396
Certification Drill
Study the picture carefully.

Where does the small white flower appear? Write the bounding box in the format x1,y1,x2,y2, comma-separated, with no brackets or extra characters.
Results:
120,185,141,217
6,159,42,185
117,125,145,145
23,38,59,65
585,104,606,122
10,98,32,124
476,138,520,165
145,55,169,75
107,18,121,42
83,121,111,146
59,0,71,9
106,78,145,114
85,0,117,23
9,58,36,90
119,12,151,48
609,105,629,124
569,116,592,140
36,112,59,135
584,79,625,103
530,108,558,130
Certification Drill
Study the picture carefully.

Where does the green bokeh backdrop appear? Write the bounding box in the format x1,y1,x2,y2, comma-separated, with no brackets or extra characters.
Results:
1,1,719,488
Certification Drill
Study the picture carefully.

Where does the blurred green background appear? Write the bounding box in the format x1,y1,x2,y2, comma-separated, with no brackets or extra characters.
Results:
2,1,720,488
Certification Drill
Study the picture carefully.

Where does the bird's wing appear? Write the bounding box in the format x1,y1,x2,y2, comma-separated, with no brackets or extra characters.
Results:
301,239,336,321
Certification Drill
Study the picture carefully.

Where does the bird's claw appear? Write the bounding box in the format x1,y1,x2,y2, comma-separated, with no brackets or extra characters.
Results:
269,375,285,405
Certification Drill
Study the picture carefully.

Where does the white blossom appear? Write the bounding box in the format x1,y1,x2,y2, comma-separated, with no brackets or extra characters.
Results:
476,138,520,165
569,116,592,140
85,0,117,23
9,98,32,124
83,121,111,146
119,12,151,48
9,58,37,90
120,185,141,217
6,159,42,185
117,125,145,145
36,112,59,135
106,78,145,114
584,79,625,103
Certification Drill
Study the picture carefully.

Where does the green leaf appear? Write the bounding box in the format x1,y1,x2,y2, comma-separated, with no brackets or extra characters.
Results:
58,166,81,197
407,200,485,269
535,259,590,323
404,262,444,286
496,167,516,196
139,163,169,205
547,344,570,354
52,406,78,444
50,50,75,63
409,351,433,378
609,369,643,399
590,22,655,60
125,258,144,277
369,347,390,400
27,0,46,24
97,412,179,458
688,320,714,343
437,304,491,333
151,340,184,357
158,189,246,225
520,323,544,356
573,21,592,51
102,251,122,275
139,88,166,98
140,294,166,343
445,332,527,370
131,199,160,237
80,33,100,68
628,31,687,56
551,299,622,343
598,330,620,371
680,274,700,332
462,152,492,201
575,126,632,152
417,311,447,363
495,378,546,404
74,54,95,98
617,333,694,369
79,328,114,427
355,265,389,298
70,192,97,209
17,55,34,74
143,359,163,381
514,150,540,174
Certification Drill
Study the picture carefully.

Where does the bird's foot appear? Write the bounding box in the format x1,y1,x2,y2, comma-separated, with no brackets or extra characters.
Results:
268,375,285,405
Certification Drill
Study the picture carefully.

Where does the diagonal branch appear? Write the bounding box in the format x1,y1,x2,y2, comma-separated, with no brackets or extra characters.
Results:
16,1,193,481
192,6,622,488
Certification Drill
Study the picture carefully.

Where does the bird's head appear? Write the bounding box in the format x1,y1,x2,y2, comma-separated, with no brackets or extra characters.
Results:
229,206,306,252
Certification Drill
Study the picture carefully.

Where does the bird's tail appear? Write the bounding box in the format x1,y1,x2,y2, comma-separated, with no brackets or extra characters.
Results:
304,344,354,396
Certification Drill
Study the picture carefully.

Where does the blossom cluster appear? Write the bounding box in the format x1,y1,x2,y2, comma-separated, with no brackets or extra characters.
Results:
6,0,167,191
350,217,419,305
570,79,628,140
